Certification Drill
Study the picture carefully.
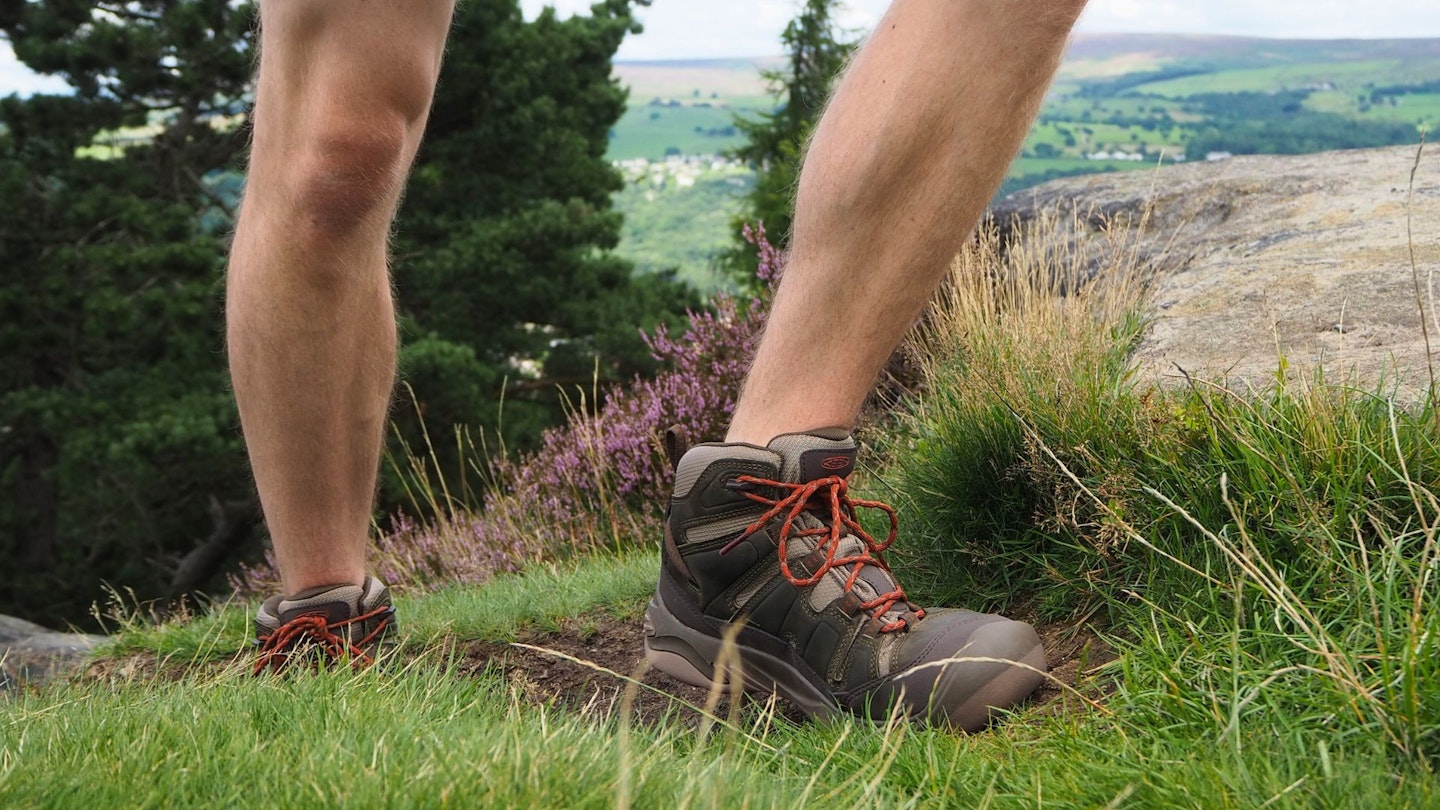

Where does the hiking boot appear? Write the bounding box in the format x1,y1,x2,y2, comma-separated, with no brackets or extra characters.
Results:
644,429,1045,731
253,575,397,675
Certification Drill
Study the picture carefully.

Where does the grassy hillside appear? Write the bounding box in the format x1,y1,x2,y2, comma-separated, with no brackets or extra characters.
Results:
8,202,1440,807
612,163,753,292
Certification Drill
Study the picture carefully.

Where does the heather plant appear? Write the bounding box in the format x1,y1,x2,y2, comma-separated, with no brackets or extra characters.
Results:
233,225,783,595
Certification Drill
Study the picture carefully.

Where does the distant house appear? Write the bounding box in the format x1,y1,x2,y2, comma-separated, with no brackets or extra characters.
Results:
1086,151,1145,161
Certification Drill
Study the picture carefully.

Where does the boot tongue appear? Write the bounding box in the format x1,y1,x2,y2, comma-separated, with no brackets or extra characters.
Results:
765,430,909,627
766,429,857,483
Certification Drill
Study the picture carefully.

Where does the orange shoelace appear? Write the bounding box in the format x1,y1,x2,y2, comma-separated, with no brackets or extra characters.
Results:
252,606,395,675
721,474,924,633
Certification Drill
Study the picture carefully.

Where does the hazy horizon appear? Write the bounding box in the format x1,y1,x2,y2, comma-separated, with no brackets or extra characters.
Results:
4,1,1440,96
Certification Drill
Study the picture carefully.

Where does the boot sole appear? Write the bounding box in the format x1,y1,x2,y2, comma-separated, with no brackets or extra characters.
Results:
643,587,1046,731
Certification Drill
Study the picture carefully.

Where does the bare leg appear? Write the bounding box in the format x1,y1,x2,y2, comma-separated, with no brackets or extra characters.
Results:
727,0,1088,444
227,0,453,595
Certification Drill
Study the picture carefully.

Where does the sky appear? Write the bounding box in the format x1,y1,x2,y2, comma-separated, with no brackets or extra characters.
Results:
3,0,1440,95
570,0,1440,61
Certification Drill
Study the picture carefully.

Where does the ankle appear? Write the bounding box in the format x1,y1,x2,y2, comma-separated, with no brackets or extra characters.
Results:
724,418,854,448
281,571,367,598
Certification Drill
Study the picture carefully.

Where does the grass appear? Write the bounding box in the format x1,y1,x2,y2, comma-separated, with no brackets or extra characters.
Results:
6,542,1437,807
100,550,662,663
9,198,1440,806
873,205,1440,792
402,550,658,642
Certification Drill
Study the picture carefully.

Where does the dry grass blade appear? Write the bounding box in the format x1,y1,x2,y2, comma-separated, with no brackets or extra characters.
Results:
508,642,782,753
1139,480,1410,755
614,658,648,810
694,621,746,752
1405,132,1437,415
898,655,1114,720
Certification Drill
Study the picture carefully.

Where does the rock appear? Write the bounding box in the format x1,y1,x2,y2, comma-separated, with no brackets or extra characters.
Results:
0,614,108,692
0,614,52,645
992,145,1440,397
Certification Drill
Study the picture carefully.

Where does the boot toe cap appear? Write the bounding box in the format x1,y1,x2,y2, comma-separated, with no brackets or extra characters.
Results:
887,613,1047,731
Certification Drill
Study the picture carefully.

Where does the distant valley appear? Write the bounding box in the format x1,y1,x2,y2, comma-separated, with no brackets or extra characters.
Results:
610,34,1440,292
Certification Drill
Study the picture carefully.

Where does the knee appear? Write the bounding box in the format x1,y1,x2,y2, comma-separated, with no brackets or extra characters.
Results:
277,60,437,240
253,4,443,239
288,115,411,238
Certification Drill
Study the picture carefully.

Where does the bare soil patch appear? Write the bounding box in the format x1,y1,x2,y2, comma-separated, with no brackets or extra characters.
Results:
1028,616,1119,715
454,606,1116,729
456,614,772,727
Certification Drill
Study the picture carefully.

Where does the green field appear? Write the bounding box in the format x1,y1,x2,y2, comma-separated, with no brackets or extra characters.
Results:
610,35,1440,165
1009,157,1158,176
614,58,776,100
610,102,755,160
614,169,752,292
1132,59,1404,96
1042,94,1204,123
1026,120,1184,154
610,59,775,160
1308,89,1440,128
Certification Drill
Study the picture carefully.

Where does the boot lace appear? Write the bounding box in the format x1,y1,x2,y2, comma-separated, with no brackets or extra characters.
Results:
720,474,924,633
253,605,395,675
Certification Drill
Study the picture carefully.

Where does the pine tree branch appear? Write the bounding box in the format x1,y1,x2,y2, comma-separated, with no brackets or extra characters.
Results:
185,166,235,221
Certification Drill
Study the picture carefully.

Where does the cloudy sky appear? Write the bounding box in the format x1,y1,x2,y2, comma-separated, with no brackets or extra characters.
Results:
3,0,1439,95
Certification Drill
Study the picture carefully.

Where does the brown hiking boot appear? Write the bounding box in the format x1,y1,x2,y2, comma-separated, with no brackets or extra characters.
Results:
253,576,397,675
644,429,1045,730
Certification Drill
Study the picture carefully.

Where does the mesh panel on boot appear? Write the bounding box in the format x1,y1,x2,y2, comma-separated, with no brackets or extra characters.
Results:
672,444,777,499
686,512,764,546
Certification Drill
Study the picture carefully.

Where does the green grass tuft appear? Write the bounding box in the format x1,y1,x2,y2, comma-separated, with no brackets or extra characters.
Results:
870,210,1440,783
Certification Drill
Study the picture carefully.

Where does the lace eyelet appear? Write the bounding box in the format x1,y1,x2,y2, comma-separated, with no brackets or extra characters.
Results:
723,476,756,492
